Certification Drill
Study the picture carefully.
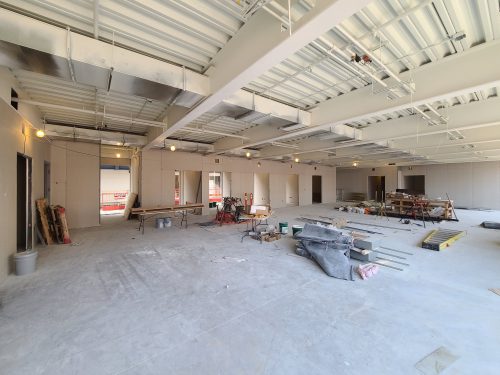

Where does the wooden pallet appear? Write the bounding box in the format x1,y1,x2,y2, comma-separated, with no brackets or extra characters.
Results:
36,199,54,245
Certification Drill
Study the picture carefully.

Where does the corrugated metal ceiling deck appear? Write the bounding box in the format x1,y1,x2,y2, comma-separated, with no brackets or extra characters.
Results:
14,70,167,134
247,0,500,110
0,0,249,72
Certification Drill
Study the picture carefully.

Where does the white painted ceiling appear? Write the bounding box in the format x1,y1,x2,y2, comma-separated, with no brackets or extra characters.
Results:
1,0,499,167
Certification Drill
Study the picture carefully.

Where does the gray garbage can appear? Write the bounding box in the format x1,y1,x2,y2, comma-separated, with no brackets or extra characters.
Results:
14,250,38,276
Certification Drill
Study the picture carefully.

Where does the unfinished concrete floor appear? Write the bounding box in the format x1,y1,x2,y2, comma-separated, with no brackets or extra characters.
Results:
1,204,499,374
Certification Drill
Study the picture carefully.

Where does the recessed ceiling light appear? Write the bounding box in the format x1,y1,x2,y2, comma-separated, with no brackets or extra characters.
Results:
36,129,45,138
170,145,176,151
294,157,299,163
246,151,251,158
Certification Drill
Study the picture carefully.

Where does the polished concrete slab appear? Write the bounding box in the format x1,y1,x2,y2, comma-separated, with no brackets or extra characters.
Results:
1,204,499,374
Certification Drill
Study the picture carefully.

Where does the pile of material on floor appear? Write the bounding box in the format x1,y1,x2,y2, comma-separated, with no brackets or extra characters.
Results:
295,223,354,281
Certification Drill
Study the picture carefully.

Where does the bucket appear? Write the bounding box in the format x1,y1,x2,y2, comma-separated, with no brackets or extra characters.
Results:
164,218,172,228
292,225,303,235
14,251,38,276
279,222,289,234
155,218,165,229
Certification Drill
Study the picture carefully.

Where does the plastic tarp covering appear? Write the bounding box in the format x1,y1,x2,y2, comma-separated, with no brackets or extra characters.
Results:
295,223,354,281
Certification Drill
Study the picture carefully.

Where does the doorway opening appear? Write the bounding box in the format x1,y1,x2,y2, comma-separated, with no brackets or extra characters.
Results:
100,165,130,217
209,172,223,205
44,161,50,204
254,173,270,205
286,174,299,206
368,176,385,202
312,175,322,203
403,175,425,196
17,153,32,252
175,170,181,205
182,171,202,205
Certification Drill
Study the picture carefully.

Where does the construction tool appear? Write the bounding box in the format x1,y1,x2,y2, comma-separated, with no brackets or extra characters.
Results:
421,228,465,251
446,193,459,221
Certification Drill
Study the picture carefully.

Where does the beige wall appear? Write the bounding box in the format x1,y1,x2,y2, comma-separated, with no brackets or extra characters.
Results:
50,141,100,228
286,174,299,205
399,162,500,209
140,150,337,214
337,161,500,209
254,173,270,205
0,68,50,281
336,166,398,201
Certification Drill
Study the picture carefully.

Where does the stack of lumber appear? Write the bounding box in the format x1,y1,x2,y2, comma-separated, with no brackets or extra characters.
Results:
36,199,71,245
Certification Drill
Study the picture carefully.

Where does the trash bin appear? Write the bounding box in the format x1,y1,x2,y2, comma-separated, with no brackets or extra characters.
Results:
14,250,38,276
155,218,165,229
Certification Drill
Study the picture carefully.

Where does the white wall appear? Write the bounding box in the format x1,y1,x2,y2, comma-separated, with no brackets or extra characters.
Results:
140,150,337,214
337,162,500,209
399,162,500,209
51,141,100,228
100,169,130,193
0,67,50,281
254,173,270,205
336,166,398,201
222,172,231,197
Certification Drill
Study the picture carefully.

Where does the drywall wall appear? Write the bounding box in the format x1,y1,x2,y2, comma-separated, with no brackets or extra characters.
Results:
0,69,50,281
140,150,336,214
336,166,398,201
50,141,100,228
399,162,500,209
222,172,232,197
337,162,500,209
254,173,270,205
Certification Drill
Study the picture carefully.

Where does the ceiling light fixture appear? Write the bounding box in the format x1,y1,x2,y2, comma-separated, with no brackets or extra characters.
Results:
170,145,176,151
353,161,359,167
116,153,121,158
246,151,251,158
294,157,299,163
35,129,45,138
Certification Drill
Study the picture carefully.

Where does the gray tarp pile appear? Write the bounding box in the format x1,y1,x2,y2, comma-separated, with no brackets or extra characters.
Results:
295,223,354,281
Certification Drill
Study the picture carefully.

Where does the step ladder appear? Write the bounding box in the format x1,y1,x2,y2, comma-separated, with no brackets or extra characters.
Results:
422,228,465,251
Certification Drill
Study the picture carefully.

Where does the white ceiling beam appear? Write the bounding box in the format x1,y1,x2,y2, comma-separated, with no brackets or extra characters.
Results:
143,0,372,149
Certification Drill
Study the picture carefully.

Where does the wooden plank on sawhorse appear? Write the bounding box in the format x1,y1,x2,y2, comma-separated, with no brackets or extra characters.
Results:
422,228,465,251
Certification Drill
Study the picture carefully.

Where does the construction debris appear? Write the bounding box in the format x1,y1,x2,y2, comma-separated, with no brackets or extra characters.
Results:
295,223,354,281
357,264,379,280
